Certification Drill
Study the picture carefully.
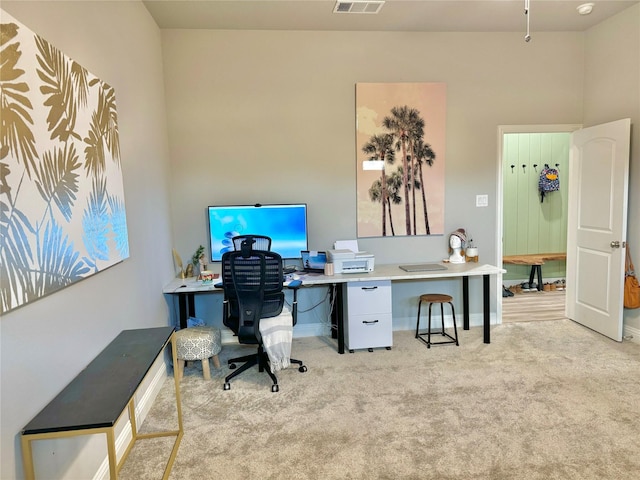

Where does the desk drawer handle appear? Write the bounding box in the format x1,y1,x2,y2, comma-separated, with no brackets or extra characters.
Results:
361,286,378,291
362,320,379,325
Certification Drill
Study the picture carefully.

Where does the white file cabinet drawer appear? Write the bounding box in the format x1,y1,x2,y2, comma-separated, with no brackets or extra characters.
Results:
346,313,393,351
344,280,392,351
346,281,392,315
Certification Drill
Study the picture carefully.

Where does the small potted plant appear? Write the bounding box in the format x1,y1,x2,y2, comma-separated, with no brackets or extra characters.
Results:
191,245,206,278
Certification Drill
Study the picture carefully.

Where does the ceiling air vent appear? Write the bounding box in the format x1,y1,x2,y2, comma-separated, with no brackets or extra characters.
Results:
333,1,385,14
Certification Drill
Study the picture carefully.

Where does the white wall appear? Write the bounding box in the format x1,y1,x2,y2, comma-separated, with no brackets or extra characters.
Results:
583,3,640,334
160,29,585,327
162,30,586,264
0,2,174,478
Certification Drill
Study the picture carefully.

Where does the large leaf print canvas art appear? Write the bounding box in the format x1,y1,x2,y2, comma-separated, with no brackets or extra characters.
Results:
356,83,446,238
0,11,129,314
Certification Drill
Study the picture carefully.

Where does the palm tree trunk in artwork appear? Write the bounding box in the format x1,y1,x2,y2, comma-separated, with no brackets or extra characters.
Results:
386,170,402,237
381,169,388,236
410,149,417,235
408,120,425,236
400,141,410,235
386,198,396,236
418,162,430,234
415,139,435,235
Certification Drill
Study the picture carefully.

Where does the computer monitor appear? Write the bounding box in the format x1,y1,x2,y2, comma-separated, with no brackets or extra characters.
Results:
207,203,308,262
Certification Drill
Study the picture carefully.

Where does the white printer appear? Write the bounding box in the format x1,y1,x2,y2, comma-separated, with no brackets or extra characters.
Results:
327,249,375,274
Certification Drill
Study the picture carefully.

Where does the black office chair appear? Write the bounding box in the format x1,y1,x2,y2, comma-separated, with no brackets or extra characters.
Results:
222,239,307,392
232,234,272,252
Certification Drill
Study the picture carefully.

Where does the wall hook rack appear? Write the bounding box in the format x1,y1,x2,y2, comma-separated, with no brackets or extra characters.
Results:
533,163,538,172
511,164,515,173
522,164,526,173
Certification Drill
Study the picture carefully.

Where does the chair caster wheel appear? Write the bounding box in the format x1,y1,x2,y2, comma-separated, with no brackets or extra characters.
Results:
386,347,391,350
368,348,373,352
229,363,236,369
223,382,230,391
298,365,308,373
349,349,354,353
271,384,279,393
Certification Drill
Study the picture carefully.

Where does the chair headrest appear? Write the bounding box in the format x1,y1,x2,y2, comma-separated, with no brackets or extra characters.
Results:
240,238,253,258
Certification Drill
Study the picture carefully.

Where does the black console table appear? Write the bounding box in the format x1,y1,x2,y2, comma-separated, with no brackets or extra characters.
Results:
21,327,183,480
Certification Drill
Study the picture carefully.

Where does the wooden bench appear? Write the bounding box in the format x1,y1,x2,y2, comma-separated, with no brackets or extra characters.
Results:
502,253,567,291
21,327,183,480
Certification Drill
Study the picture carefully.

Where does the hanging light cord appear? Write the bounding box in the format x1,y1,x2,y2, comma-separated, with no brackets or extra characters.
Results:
524,0,531,42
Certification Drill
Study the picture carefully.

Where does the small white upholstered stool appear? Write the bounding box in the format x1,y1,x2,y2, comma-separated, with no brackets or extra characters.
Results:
175,326,222,380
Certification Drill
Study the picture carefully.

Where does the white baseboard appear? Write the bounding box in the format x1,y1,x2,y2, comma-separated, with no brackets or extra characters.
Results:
221,322,332,344
93,357,168,480
221,316,492,345
392,312,495,331
224,314,495,344
279,317,634,342
623,324,640,344
504,277,565,288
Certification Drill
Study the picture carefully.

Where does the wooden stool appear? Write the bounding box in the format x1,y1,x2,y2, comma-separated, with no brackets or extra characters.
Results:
415,293,459,348
175,326,222,380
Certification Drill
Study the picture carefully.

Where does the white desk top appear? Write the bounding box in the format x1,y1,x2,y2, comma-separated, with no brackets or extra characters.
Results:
163,262,505,294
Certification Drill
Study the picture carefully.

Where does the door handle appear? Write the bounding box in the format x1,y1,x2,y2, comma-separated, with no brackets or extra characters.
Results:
610,241,621,248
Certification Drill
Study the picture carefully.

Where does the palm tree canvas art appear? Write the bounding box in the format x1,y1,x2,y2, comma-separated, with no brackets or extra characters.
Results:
356,83,445,238
0,11,129,314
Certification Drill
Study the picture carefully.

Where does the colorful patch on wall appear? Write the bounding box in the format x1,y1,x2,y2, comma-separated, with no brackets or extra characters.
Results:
0,10,129,314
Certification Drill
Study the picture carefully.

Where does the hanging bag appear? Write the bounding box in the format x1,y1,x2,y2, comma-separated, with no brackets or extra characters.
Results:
624,246,640,309
538,165,560,203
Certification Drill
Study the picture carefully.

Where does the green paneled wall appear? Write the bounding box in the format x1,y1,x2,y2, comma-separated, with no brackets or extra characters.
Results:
502,133,569,281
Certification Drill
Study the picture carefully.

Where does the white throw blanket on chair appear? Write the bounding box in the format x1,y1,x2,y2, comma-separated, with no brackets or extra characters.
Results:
259,306,293,373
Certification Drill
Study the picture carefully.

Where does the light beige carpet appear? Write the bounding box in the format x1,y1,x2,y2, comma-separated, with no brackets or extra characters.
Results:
120,320,640,480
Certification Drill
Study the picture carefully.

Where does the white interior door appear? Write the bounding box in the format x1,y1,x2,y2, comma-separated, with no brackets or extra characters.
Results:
566,118,631,341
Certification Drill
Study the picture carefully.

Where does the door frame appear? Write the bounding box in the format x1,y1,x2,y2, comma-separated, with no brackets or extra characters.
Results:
496,124,582,322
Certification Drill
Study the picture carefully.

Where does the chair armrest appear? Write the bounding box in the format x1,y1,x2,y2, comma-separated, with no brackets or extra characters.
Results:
286,280,302,326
